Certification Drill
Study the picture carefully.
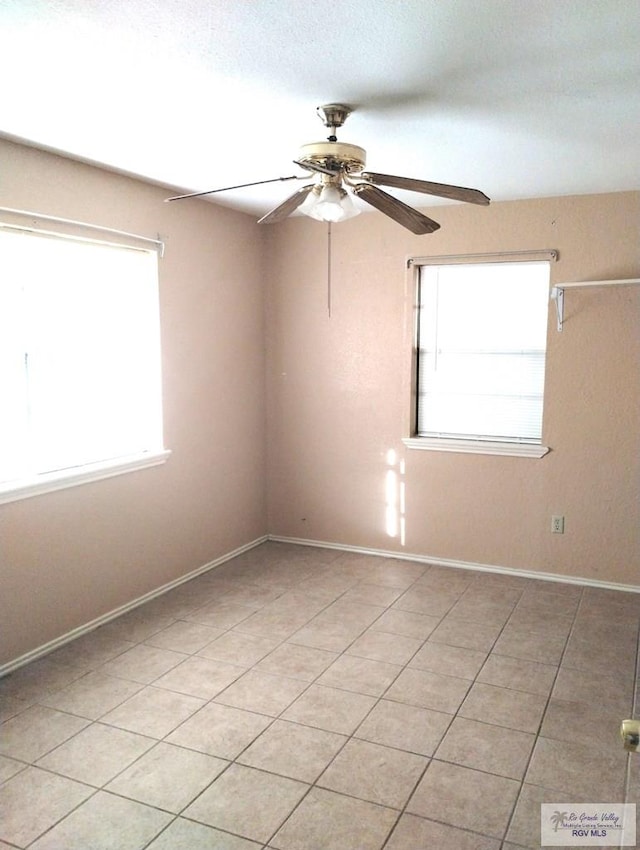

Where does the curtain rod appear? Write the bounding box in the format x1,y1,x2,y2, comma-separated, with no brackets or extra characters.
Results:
0,206,164,255
407,249,558,268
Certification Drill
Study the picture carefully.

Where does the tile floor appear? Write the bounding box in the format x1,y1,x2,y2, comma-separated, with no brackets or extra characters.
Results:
1,542,638,849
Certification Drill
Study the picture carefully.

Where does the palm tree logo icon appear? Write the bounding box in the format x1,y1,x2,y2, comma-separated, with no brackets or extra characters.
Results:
550,811,569,832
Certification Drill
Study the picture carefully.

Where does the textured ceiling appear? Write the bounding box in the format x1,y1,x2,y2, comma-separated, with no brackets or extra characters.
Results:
1,0,639,218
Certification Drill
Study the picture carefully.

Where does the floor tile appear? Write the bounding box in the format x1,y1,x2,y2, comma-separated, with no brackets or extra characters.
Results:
540,697,622,749
317,654,402,696
385,667,470,714
214,670,308,716
340,583,404,606
447,599,513,627
47,632,135,670
386,813,501,850
259,591,328,619
517,588,581,615
197,631,280,666
525,736,628,798
145,818,262,849
356,557,426,588
95,608,175,643
186,601,258,629
234,608,314,640
552,665,633,713
166,701,272,758
0,704,89,761
369,608,441,640
255,642,338,681
506,783,596,849
320,600,387,628
36,722,155,785
459,682,547,733
28,790,172,849
561,636,636,673
101,685,205,737
218,583,288,607
393,587,461,617
39,670,143,719
491,626,566,665
282,684,376,734
407,759,519,839
461,582,524,604
271,786,397,850
429,617,502,652
98,644,187,684
505,607,573,638
288,616,366,652
409,641,487,679
238,719,346,782
435,716,535,779
0,766,93,846
355,699,452,756
346,629,423,665
0,754,26,784
143,620,224,653
184,763,308,844
0,657,84,702
152,655,245,699
106,742,227,812
478,654,558,696
318,738,427,808
0,694,32,723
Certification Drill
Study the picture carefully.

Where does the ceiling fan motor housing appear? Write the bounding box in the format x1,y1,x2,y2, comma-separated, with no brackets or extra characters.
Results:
298,141,366,174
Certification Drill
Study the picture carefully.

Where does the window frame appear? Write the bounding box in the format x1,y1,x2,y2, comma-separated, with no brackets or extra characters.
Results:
403,250,556,458
0,214,170,504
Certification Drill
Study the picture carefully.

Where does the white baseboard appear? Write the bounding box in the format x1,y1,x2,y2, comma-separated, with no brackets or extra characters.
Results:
268,534,640,595
1,535,268,677
5,532,638,677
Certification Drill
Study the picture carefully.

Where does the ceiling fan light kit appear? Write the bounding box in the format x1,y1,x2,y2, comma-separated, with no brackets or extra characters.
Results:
166,103,490,233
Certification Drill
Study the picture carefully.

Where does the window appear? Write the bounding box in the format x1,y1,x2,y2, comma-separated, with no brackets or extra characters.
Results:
406,256,552,457
0,225,168,502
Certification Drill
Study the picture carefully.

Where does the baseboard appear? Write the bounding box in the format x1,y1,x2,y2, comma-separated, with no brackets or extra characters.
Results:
5,531,638,677
268,534,640,595
1,535,268,677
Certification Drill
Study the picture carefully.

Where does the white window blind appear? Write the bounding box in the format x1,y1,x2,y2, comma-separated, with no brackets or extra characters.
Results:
417,260,550,443
0,227,164,487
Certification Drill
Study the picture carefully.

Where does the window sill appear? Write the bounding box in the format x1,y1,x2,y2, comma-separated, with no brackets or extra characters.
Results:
0,449,171,505
402,437,550,458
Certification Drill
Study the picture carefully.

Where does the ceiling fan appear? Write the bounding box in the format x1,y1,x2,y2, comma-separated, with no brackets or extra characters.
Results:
165,104,490,234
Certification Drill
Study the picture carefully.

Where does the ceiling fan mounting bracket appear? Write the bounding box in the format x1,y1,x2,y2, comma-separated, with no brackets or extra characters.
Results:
316,103,353,130
298,141,366,174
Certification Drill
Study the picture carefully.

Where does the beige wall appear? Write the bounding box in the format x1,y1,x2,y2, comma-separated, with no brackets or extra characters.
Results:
0,139,268,666
265,192,640,585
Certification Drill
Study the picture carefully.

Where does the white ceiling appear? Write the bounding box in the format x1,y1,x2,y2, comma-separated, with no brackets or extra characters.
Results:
1,0,639,219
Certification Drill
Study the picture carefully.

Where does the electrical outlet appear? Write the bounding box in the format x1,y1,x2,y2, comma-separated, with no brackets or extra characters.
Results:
551,515,565,534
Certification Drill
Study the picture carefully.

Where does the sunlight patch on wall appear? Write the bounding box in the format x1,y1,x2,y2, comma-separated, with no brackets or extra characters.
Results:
385,449,406,546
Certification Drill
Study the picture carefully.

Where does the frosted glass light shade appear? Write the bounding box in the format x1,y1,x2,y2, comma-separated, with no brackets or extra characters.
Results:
301,184,360,222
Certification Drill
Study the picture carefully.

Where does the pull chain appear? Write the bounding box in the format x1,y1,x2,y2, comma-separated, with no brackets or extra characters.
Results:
327,221,332,317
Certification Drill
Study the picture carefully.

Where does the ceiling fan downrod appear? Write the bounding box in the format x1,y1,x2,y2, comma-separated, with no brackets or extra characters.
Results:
316,103,352,141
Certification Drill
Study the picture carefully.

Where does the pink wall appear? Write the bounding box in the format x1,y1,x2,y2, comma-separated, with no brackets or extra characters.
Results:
2,135,638,669
265,192,640,585
0,139,268,666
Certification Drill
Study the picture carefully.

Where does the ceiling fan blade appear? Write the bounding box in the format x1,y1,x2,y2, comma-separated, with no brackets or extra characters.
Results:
360,172,490,206
165,174,305,203
257,184,315,224
352,184,440,234
293,159,340,176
